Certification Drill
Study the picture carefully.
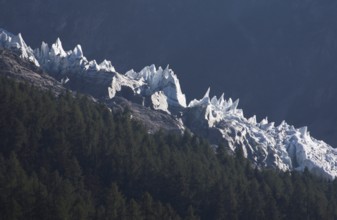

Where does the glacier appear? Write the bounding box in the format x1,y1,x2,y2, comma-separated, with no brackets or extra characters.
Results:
0,28,186,111
186,88,337,179
1,28,337,179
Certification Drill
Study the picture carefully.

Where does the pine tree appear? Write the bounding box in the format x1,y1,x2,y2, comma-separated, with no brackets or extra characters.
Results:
128,199,143,220
105,183,126,220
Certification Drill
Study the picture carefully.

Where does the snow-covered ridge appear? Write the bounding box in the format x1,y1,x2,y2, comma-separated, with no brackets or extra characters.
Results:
188,88,337,179
1,28,337,179
188,87,241,127
0,29,186,111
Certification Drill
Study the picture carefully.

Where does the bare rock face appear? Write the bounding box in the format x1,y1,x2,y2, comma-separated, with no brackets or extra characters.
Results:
0,48,65,95
107,97,184,134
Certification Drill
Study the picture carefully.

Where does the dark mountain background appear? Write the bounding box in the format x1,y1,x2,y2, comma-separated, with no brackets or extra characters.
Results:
1,0,337,146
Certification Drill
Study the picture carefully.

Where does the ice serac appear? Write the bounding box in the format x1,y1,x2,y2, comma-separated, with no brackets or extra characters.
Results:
0,29,40,66
125,65,187,108
72,45,83,58
99,60,116,72
109,64,187,113
34,38,117,76
33,37,119,98
185,91,337,179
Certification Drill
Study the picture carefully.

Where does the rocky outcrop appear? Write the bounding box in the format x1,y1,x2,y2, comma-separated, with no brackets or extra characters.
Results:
0,48,65,95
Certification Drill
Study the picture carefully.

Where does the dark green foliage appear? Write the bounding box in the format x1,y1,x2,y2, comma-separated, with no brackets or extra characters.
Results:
0,76,337,219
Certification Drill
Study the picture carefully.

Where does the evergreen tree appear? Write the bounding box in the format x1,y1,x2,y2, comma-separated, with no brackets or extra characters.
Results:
0,77,337,219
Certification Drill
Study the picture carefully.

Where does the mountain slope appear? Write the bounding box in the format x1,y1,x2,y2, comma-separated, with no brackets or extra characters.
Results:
1,28,337,179
2,75,337,219
2,0,337,148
